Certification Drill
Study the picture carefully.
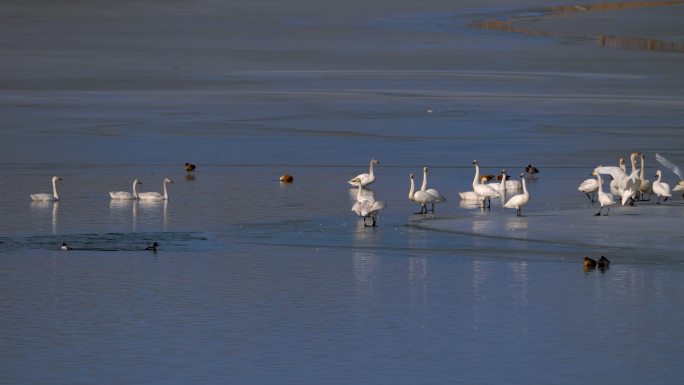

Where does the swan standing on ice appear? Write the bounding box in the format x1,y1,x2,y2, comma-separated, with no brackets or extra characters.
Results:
652,170,671,204
655,153,684,200
348,159,379,187
577,176,599,203
459,175,493,200
487,170,508,195
109,179,142,200
503,173,529,216
408,172,445,214
138,178,174,201
350,178,386,227
30,176,62,201
593,171,615,216
595,154,640,206
471,160,500,209
499,170,522,193
638,154,651,201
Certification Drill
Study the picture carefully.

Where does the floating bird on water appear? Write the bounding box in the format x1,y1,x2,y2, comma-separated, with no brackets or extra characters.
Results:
138,178,173,201
184,162,196,172
524,164,540,178
60,242,70,251
279,174,294,183
597,256,611,269
110,179,142,200
145,242,159,252
583,257,597,269
30,176,62,201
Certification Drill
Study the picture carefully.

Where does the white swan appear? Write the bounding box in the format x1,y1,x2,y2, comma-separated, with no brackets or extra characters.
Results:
486,170,508,195
459,176,493,200
138,178,174,200
652,170,671,204
595,154,639,206
420,166,447,212
351,179,386,227
504,173,529,216
472,160,500,208
500,171,522,193
638,154,652,201
609,158,626,196
30,176,62,201
593,170,615,216
655,153,684,200
109,179,142,200
348,159,379,187
408,173,443,214
577,176,598,203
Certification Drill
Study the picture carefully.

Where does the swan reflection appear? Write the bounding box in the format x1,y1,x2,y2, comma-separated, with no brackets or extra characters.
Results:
30,200,59,234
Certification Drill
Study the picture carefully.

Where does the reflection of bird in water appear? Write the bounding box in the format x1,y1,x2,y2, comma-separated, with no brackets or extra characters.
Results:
184,162,196,172
279,174,293,183
145,242,159,252
597,256,610,270
31,176,62,201
348,159,379,188
351,179,385,227
524,164,539,178
60,242,70,251
583,257,597,270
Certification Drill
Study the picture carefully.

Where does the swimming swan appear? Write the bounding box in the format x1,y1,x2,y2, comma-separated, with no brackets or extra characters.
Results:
138,178,174,201
109,179,142,200
409,173,443,214
348,159,379,187
472,160,500,208
655,153,684,199
503,173,529,216
30,176,62,201
652,170,671,204
593,170,615,216
351,179,386,227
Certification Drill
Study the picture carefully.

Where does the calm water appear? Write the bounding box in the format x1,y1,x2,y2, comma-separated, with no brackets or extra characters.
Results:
2,1,684,384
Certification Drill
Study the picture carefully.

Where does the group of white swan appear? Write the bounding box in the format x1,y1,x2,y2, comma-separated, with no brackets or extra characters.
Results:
579,152,683,215
30,177,174,202
349,158,533,225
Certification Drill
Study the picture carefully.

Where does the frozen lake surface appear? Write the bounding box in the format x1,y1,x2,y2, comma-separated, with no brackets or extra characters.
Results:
1,1,684,384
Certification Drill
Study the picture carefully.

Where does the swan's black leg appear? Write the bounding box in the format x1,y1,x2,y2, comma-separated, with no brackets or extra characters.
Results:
656,196,661,204
430,203,435,213
605,206,610,215
664,196,669,203
595,206,602,216
585,192,594,203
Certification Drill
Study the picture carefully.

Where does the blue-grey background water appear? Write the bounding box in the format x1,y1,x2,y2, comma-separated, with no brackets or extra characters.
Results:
2,1,684,384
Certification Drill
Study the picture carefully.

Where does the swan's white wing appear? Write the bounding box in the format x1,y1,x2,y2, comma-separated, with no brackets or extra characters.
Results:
425,188,447,202
655,153,683,180
594,166,627,182
459,191,481,200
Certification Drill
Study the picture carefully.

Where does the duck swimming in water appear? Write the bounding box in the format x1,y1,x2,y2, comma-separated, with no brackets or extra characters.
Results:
145,242,159,252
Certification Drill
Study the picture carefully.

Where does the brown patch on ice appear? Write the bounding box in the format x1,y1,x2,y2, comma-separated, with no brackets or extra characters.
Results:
474,1,684,54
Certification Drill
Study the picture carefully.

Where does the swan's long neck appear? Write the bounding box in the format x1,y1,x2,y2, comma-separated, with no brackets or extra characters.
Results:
631,154,638,174
369,160,375,177
499,173,506,193
656,171,662,183
639,157,645,180
52,178,59,200
596,174,604,193
356,184,363,201
472,164,480,189
522,175,528,196
163,181,169,200
421,169,428,192
408,177,415,200
132,180,139,198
